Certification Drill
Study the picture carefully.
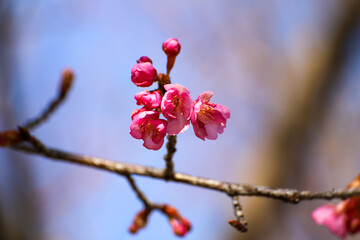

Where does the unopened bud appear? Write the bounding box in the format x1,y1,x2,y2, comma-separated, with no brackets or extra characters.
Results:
228,220,248,232
60,69,74,97
128,209,150,234
347,175,360,189
170,219,187,237
137,56,153,64
163,205,180,218
180,217,191,231
0,130,22,146
131,62,158,87
162,38,181,57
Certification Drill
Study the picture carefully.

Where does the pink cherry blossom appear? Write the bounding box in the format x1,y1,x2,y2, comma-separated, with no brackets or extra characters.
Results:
131,61,157,87
312,205,347,239
162,38,181,57
134,90,161,110
312,175,360,239
191,91,230,140
130,110,167,150
161,84,192,135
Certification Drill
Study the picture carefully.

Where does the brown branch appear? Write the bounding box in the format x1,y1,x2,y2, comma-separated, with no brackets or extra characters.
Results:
163,135,176,179
125,175,153,209
6,132,360,203
22,69,74,130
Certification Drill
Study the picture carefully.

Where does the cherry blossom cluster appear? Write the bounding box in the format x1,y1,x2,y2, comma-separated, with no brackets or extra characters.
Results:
312,175,360,239
129,38,230,150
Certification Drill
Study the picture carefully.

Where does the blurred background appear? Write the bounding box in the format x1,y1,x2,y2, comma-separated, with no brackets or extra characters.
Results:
0,0,360,239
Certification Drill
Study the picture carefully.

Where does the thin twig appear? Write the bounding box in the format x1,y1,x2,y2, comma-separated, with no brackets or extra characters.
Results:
6,133,360,203
22,69,73,130
125,175,153,209
228,195,248,232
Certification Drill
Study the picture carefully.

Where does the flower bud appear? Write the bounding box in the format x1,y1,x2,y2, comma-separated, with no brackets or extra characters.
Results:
170,219,187,237
0,130,22,146
137,56,153,64
128,209,149,234
131,62,158,87
162,205,180,218
59,68,74,97
162,38,181,57
134,90,161,110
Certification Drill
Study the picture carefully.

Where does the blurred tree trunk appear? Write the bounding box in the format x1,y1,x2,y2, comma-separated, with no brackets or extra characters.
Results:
227,0,360,239
0,1,43,239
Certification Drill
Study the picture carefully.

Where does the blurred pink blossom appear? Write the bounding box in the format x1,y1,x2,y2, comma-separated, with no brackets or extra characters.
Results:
312,175,360,239
312,205,347,239
191,91,230,140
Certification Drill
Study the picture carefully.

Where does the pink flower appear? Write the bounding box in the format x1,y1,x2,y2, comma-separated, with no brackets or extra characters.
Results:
131,108,147,120
162,38,181,57
161,84,192,135
134,90,161,110
130,110,167,150
312,175,360,239
191,91,230,140
131,60,158,87
312,205,347,239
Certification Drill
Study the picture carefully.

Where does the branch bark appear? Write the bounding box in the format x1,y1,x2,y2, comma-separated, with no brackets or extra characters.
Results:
6,136,360,204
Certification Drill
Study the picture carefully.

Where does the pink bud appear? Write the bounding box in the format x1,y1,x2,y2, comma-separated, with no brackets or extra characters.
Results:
137,56,153,64
134,90,161,110
162,38,181,57
131,62,158,87
180,217,192,231
312,205,347,239
170,219,187,237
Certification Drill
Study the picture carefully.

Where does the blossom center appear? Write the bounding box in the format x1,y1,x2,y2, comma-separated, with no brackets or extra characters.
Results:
139,122,156,137
198,104,215,124
172,95,183,114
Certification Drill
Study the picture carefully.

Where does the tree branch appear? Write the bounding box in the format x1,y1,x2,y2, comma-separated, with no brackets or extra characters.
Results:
6,133,360,203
